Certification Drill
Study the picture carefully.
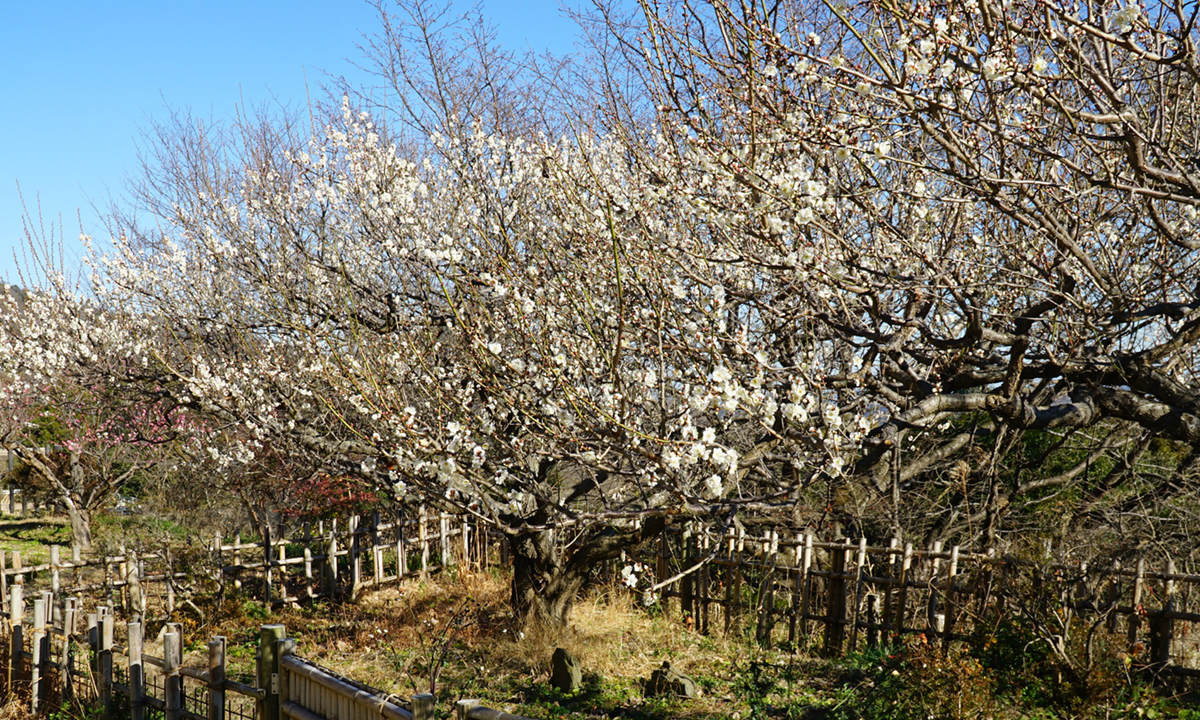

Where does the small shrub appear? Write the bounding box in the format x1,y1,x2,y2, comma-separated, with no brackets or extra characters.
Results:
834,636,994,720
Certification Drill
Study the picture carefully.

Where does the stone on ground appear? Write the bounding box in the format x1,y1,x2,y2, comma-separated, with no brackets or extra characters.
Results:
551,647,582,693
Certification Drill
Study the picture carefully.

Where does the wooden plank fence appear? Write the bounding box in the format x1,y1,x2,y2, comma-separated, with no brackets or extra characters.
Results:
3,592,532,720
641,524,1200,675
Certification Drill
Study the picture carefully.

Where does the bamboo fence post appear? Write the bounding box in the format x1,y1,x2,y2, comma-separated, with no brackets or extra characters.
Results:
798,532,813,639
12,551,23,587
681,522,695,624
419,506,429,579
893,543,913,638
373,512,385,585
233,533,243,593
850,537,868,653
700,531,711,635
128,620,145,720
942,545,960,653
456,699,481,719
440,511,450,568
723,527,736,635
131,548,145,615
1129,557,1146,653
303,523,314,599
350,514,362,597
164,628,182,720
208,636,226,720
824,541,848,655
396,508,407,579
1150,559,1176,672
462,518,471,571
278,531,290,603
264,526,275,605
758,529,779,646
50,545,61,598
98,612,114,718
657,527,669,618
326,520,339,596
881,539,899,638
0,550,7,610
30,596,47,711
788,532,802,645
118,543,129,612
926,541,942,636
7,583,23,702
62,597,78,704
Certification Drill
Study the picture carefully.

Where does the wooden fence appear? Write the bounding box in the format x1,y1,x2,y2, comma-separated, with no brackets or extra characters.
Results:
11,507,1200,682
642,524,1200,675
2,590,533,720
0,505,498,617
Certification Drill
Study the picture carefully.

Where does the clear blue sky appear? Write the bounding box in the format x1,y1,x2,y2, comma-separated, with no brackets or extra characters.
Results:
0,0,583,286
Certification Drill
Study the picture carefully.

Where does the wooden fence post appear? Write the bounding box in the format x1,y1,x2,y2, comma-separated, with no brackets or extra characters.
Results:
850,537,868,652
164,626,183,720
301,523,313,599
326,520,338,596
50,546,61,598
128,620,145,720
1129,557,1146,653
942,545,960,653
1149,559,1176,674
456,699,481,719
824,541,848,656
438,512,448,568
724,527,739,635
462,518,471,571
892,543,913,638
798,532,812,640
258,624,286,720
8,584,23,701
412,692,435,720
373,512,385,586
396,508,408,579
681,522,694,624
419,506,430,579
30,596,48,711
662,525,672,614
98,612,114,718
62,597,78,704
349,514,362,598
208,636,227,720
700,531,711,635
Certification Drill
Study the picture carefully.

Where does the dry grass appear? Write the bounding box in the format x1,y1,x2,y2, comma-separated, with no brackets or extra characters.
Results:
190,568,795,719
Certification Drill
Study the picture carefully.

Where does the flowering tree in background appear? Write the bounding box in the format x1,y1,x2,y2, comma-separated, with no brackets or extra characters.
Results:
0,285,199,549
4,0,1199,626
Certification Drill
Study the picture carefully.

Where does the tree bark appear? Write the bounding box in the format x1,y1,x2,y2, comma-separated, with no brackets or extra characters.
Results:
507,516,669,631
12,447,95,551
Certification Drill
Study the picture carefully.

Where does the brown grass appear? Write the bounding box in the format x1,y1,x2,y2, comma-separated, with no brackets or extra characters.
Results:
190,568,779,718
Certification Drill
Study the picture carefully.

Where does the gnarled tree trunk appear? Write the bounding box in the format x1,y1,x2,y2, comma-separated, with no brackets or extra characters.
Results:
507,517,668,631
